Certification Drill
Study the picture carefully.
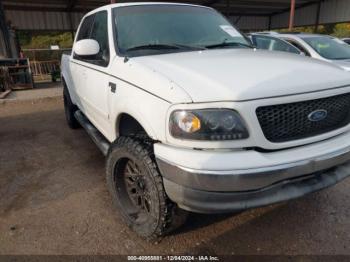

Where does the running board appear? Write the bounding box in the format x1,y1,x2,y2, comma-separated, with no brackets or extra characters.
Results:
74,110,110,156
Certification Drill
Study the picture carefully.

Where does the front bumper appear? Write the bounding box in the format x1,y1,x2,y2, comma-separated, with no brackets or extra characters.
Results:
161,164,350,213
155,133,350,213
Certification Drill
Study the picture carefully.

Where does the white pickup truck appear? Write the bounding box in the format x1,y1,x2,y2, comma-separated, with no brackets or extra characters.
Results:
61,2,350,240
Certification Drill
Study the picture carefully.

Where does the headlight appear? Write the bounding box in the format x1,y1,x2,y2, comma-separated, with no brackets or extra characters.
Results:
169,109,249,140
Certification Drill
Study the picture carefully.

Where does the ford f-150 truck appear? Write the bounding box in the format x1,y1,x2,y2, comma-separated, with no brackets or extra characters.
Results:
61,3,350,240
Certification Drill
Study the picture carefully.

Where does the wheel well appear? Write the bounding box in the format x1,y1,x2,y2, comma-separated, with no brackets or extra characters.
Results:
118,114,147,137
62,77,69,93
61,77,67,87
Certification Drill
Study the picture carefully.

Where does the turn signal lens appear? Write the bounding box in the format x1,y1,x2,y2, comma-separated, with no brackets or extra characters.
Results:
174,111,201,133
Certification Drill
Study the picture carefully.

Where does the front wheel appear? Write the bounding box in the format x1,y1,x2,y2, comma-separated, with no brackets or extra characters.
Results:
106,136,188,240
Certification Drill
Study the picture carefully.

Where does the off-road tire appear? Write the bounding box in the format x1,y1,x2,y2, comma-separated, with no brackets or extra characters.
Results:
106,136,188,240
63,85,80,129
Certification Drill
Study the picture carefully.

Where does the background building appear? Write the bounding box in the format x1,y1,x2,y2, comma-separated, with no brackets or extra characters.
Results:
1,0,350,58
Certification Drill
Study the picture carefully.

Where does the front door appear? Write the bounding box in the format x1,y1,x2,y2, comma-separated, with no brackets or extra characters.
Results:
72,10,112,137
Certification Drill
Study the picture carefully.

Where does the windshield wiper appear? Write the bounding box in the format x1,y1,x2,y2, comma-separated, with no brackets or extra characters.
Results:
205,41,252,49
125,44,205,52
174,44,206,50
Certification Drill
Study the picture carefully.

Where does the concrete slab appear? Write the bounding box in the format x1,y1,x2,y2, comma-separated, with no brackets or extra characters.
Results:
0,82,62,105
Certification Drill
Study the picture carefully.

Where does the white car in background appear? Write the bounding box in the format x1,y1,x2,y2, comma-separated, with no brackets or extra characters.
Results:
251,32,350,71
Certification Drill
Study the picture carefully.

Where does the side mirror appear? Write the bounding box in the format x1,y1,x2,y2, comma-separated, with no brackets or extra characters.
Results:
74,39,100,57
300,51,306,56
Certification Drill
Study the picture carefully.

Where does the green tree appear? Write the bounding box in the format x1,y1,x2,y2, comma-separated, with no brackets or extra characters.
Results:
17,31,74,61
332,23,350,38
323,23,336,35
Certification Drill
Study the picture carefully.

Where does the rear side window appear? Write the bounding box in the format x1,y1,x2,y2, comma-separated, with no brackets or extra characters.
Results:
77,15,95,41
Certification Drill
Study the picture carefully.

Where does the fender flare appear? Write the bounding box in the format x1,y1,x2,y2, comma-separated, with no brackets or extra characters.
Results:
113,111,158,141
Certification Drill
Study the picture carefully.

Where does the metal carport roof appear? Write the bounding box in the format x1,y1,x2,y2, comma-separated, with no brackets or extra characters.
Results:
1,0,350,58
1,0,318,17
5,0,349,33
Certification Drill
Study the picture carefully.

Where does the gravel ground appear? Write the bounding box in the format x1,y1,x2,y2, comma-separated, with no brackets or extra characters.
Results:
0,98,349,256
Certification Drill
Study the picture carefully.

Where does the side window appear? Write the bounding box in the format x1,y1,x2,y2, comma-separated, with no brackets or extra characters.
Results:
252,35,273,50
252,35,301,54
76,15,95,41
74,11,110,67
90,11,110,67
74,15,95,60
285,39,311,56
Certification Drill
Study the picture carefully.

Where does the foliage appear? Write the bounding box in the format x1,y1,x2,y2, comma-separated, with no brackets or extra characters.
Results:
275,22,350,38
278,26,314,34
332,23,350,38
17,31,73,61
18,31,73,49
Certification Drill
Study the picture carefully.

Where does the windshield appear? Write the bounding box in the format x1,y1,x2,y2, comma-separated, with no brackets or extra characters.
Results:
301,36,350,60
113,5,251,57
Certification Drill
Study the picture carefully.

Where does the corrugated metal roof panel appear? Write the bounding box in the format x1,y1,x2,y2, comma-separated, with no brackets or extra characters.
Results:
3,0,350,32
271,4,318,29
230,16,269,31
5,10,84,30
320,0,350,24
271,0,350,29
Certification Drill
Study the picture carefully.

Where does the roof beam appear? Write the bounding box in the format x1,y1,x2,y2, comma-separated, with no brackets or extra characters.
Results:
66,0,78,11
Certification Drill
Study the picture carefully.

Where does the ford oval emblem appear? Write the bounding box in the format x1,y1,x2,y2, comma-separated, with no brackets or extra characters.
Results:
308,109,328,122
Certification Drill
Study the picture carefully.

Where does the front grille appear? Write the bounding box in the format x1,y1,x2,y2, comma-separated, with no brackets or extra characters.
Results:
256,93,350,143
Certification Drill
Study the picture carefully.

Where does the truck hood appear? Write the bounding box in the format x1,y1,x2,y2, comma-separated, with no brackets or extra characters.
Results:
134,49,350,103
331,59,350,71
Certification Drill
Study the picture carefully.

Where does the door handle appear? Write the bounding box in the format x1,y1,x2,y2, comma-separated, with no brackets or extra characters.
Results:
109,82,116,93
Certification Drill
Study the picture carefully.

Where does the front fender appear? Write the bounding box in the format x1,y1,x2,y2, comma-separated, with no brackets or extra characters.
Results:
109,81,171,142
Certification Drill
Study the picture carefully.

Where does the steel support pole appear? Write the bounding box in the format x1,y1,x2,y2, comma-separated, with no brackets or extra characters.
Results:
314,0,322,33
68,12,75,41
0,0,12,57
288,0,296,31
268,15,272,31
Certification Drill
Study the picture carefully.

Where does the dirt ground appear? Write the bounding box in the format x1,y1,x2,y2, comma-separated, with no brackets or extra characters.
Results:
1,98,350,256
